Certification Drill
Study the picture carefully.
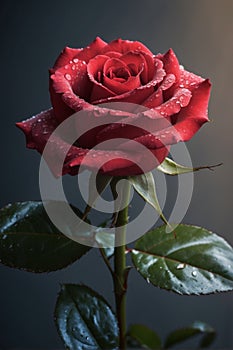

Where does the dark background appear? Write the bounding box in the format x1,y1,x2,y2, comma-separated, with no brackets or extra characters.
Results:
1,0,233,348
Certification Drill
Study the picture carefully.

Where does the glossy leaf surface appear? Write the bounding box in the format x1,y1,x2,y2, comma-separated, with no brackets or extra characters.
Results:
0,201,91,272
132,224,233,294
55,284,118,350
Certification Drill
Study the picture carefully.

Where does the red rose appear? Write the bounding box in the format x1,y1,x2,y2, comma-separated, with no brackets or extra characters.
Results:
16,37,211,176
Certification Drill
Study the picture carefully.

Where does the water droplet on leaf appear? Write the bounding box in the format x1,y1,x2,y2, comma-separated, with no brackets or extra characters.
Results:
176,263,185,270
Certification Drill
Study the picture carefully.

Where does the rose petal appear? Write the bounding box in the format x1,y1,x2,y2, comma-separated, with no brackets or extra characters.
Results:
50,59,91,122
173,79,211,141
52,47,82,70
74,37,107,63
87,55,117,102
16,109,89,176
160,49,180,84
104,51,122,59
129,79,211,147
179,67,204,90
101,38,153,56
153,88,192,118
92,59,165,105
102,58,141,95
100,146,169,176
70,145,169,176
142,89,163,108
120,52,150,84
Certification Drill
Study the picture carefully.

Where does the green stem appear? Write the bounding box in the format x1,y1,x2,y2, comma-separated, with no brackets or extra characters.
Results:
113,180,131,350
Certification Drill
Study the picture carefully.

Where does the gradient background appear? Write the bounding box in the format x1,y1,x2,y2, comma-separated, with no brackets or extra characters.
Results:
1,0,233,348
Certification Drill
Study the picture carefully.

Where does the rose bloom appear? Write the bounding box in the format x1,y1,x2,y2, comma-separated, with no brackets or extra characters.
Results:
17,37,211,176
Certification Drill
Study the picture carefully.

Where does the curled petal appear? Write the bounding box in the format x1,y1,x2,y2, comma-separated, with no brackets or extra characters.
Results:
74,37,107,63
160,49,180,89
130,79,211,147
50,59,91,121
153,88,192,118
101,38,153,56
93,59,165,105
173,79,211,141
87,55,117,102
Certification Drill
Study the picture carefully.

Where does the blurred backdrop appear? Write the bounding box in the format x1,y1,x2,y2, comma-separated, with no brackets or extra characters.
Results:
1,0,233,348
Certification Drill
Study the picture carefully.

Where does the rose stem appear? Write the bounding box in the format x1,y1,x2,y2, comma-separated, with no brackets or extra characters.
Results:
113,179,131,350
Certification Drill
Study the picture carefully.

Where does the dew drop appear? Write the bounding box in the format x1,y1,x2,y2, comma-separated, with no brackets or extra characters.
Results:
73,58,79,63
91,153,97,158
192,270,197,277
65,73,71,81
146,277,150,284
176,263,185,270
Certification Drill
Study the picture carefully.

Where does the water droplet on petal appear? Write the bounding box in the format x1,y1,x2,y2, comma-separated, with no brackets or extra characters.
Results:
65,73,71,81
73,58,79,63
176,263,185,270
192,270,197,277
146,277,150,283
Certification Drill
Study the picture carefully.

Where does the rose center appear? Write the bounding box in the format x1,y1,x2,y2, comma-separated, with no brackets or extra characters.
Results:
106,66,130,82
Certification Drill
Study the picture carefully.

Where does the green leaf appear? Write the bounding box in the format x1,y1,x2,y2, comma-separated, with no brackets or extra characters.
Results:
128,324,162,349
131,224,233,295
0,201,91,272
157,157,222,176
55,284,119,350
129,172,169,226
164,321,216,348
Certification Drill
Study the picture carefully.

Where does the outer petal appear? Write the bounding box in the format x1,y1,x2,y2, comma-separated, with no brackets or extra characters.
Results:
16,109,88,176
52,47,82,70
172,79,211,141
70,145,169,176
179,67,204,90
50,59,91,122
127,79,211,147
74,37,107,63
